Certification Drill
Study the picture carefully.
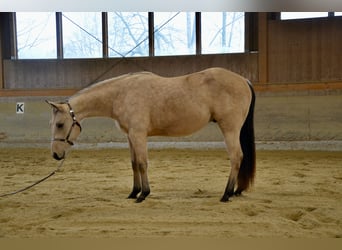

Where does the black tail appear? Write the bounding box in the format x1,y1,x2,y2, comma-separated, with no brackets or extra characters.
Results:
236,80,256,194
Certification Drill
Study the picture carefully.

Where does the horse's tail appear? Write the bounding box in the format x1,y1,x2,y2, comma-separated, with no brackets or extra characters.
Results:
236,79,256,193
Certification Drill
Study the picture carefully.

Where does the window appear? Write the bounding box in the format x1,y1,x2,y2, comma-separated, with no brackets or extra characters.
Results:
62,12,102,58
15,12,246,59
201,12,244,54
281,12,329,20
16,12,56,59
108,12,149,57
154,12,196,56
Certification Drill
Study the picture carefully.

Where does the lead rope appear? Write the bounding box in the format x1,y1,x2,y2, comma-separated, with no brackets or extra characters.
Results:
0,157,66,198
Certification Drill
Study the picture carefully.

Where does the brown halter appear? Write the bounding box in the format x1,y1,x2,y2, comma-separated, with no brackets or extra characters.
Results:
53,102,82,146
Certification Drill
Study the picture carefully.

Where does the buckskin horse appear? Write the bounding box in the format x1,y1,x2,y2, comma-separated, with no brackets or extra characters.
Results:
47,67,256,203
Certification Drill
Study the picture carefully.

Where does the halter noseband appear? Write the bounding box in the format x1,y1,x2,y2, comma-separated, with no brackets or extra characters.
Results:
53,102,82,146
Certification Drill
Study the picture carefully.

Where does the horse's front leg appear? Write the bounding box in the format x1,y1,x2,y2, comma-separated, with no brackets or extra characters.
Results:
128,131,150,203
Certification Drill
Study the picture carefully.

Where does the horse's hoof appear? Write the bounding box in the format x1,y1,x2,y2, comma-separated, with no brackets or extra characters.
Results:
220,196,230,202
127,193,137,199
127,188,141,199
135,196,145,203
234,190,242,196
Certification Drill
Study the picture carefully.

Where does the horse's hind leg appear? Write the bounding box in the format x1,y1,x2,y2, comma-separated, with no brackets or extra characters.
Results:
127,131,150,203
127,138,142,199
220,129,243,202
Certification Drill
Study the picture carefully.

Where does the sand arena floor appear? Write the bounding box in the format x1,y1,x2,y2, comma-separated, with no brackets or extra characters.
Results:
0,148,341,238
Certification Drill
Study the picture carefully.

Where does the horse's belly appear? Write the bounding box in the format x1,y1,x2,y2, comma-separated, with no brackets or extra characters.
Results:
149,112,210,137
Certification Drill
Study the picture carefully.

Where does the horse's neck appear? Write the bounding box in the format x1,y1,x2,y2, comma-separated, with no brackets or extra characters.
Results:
69,87,114,121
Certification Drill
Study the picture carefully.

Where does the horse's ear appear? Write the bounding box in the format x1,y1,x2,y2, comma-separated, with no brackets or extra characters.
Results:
46,100,62,113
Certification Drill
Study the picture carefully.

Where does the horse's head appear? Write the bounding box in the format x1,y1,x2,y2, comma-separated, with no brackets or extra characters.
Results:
46,101,82,161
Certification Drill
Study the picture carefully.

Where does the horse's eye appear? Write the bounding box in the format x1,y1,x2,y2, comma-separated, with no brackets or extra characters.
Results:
56,123,64,129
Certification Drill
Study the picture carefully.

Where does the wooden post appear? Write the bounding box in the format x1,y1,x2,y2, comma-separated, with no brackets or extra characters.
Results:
56,12,63,59
0,51,3,90
10,13,18,59
0,12,17,88
148,12,154,57
195,12,201,55
258,12,268,84
0,16,3,89
102,12,108,58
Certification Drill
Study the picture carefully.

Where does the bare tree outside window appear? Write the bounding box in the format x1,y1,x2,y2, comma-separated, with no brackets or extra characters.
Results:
108,12,149,57
16,12,56,59
154,12,196,56
202,12,244,54
62,12,102,58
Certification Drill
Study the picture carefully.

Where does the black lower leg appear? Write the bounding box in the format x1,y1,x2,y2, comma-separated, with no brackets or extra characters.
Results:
234,188,243,196
128,160,141,199
220,180,235,202
136,189,150,203
135,162,150,203
220,190,234,202
128,187,141,199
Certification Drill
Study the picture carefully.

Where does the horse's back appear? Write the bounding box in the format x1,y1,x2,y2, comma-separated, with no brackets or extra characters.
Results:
113,67,248,95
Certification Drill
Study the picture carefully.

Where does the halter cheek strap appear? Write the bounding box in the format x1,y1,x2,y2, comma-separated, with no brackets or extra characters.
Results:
66,102,82,132
53,102,82,146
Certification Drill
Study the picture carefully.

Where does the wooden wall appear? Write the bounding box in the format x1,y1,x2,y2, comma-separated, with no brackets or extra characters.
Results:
3,53,258,89
267,17,342,83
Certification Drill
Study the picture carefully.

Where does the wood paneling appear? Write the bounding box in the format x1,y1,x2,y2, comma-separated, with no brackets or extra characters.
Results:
268,17,342,83
3,53,258,89
258,13,268,84
0,89,78,97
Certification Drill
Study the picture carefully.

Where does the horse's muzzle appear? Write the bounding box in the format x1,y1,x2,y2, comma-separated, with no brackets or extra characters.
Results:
53,152,65,161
